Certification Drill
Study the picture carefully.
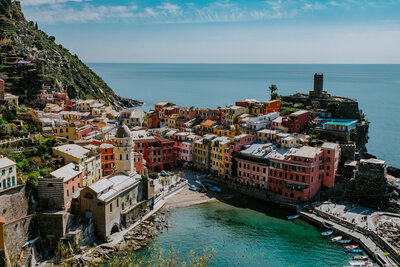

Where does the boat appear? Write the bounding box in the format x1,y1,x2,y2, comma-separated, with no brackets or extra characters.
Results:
208,186,221,193
345,245,360,250
353,256,368,260
348,260,372,266
189,185,201,191
331,236,342,242
287,214,299,220
337,239,352,244
320,230,333,237
346,248,364,254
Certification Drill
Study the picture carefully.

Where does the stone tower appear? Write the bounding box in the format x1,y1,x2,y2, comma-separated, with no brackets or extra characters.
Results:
114,125,136,174
309,73,327,98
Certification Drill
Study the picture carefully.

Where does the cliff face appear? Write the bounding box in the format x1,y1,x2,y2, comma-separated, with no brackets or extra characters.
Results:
0,1,142,110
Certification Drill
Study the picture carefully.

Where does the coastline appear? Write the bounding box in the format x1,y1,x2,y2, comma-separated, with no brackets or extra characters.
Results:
164,186,218,209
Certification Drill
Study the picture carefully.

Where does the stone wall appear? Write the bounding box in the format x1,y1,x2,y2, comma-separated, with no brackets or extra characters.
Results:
0,185,35,257
349,159,387,208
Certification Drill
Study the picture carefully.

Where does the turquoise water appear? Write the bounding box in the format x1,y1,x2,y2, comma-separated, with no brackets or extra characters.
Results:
88,63,400,167
136,202,353,266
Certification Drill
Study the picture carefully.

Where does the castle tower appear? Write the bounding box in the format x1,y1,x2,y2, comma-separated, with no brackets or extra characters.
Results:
114,125,136,174
313,73,323,94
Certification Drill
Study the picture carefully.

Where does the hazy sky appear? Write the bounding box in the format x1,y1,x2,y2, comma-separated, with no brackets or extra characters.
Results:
20,0,400,63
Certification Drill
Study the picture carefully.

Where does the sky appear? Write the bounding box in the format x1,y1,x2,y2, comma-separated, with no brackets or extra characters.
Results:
20,0,400,63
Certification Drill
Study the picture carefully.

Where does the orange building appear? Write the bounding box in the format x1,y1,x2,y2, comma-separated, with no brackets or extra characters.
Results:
100,143,115,176
263,100,281,113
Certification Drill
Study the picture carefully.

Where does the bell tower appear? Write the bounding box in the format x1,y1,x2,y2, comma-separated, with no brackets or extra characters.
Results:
114,125,136,174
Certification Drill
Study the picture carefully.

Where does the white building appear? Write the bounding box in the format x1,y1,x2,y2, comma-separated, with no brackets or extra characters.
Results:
52,144,102,186
114,125,136,174
242,112,280,131
120,108,145,128
0,157,17,191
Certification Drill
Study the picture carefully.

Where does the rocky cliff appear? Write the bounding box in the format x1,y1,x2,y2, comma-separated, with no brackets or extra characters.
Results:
0,1,142,110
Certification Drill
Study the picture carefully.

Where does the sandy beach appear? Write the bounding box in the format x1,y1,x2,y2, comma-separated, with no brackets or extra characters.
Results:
165,186,218,208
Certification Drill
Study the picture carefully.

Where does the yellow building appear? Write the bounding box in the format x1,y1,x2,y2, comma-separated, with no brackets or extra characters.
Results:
256,129,278,143
165,113,180,129
193,134,215,172
225,106,248,126
210,136,231,178
53,125,78,140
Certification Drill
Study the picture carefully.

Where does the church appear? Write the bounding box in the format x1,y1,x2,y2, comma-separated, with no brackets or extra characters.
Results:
79,125,155,241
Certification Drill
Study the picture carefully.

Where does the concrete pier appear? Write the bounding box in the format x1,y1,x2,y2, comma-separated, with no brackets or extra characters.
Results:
300,211,398,267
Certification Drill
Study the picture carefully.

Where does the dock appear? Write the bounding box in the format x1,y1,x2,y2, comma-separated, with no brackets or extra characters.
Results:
300,211,399,267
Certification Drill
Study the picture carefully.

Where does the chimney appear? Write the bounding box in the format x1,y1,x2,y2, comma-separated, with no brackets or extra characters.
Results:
0,79,4,101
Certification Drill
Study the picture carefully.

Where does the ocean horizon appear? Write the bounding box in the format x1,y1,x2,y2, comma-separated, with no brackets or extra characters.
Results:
88,63,400,167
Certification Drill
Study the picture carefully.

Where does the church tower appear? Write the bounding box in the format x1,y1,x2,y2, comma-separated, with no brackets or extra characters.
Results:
114,124,136,174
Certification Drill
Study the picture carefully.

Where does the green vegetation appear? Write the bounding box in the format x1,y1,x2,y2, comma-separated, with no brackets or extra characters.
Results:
280,107,300,116
268,84,279,100
0,2,141,108
0,105,41,139
327,101,340,113
0,136,65,187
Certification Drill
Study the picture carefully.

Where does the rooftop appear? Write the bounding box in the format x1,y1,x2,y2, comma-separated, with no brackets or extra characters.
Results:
53,144,90,159
287,146,322,159
0,157,16,169
49,163,82,182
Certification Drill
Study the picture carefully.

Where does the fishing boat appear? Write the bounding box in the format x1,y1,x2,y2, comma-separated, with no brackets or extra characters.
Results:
337,239,352,244
345,245,360,250
320,230,334,237
331,236,342,242
287,215,299,220
353,256,368,261
346,248,364,254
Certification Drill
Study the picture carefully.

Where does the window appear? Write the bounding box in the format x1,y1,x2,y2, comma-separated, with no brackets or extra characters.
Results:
2,169,5,175
2,180,5,188
120,155,122,160
48,183,54,187
110,203,113,212
9,167,13,173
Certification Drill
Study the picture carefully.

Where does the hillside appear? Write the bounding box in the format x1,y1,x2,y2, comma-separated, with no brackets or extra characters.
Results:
0,1,142,110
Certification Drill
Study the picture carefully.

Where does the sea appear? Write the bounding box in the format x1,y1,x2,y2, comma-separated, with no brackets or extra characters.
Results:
89,63,400,266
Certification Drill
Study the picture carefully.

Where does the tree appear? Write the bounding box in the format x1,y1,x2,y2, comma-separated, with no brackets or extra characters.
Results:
49,36,56,42
35,22,38,30
268,84,278,100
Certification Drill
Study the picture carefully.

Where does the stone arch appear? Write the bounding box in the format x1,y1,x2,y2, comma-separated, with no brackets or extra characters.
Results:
111,223,120,235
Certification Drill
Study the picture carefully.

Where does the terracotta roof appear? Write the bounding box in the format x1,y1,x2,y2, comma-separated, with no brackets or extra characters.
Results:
200,120,217,127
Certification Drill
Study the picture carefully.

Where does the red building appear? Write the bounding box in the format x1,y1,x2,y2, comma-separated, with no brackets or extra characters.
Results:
100,143,115,176
132,130,174,172
283,110,315,133
134,151,146,175
89,141,115,176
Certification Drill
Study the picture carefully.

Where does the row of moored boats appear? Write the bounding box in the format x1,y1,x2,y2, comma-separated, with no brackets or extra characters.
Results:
286,215,373,267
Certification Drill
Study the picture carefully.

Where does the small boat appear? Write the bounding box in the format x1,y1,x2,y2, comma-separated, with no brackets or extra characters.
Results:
346,248,364,254
287,214,299,220
348,260,372,266
353,256,368,260
209,186,221,193
337,239,352,244
345,245,359,250
321,230,334,237
331,236,342,242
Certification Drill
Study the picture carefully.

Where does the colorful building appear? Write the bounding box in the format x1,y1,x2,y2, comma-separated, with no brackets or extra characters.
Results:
0,157,17,192
193,134,216,172
38,163,83,211
283,110,315,133
210,136,231,177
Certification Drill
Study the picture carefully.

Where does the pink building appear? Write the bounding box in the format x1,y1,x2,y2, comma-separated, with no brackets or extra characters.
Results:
234,143,274,188
180,107,197,122
224,134,256,178
321,143,341,188
170,132,201,166
268,146,326,201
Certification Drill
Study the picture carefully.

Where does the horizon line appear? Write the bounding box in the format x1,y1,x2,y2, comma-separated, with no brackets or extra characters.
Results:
85,62,400,65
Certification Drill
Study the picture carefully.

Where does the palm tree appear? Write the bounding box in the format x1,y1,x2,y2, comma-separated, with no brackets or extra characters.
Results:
268,84,278,100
